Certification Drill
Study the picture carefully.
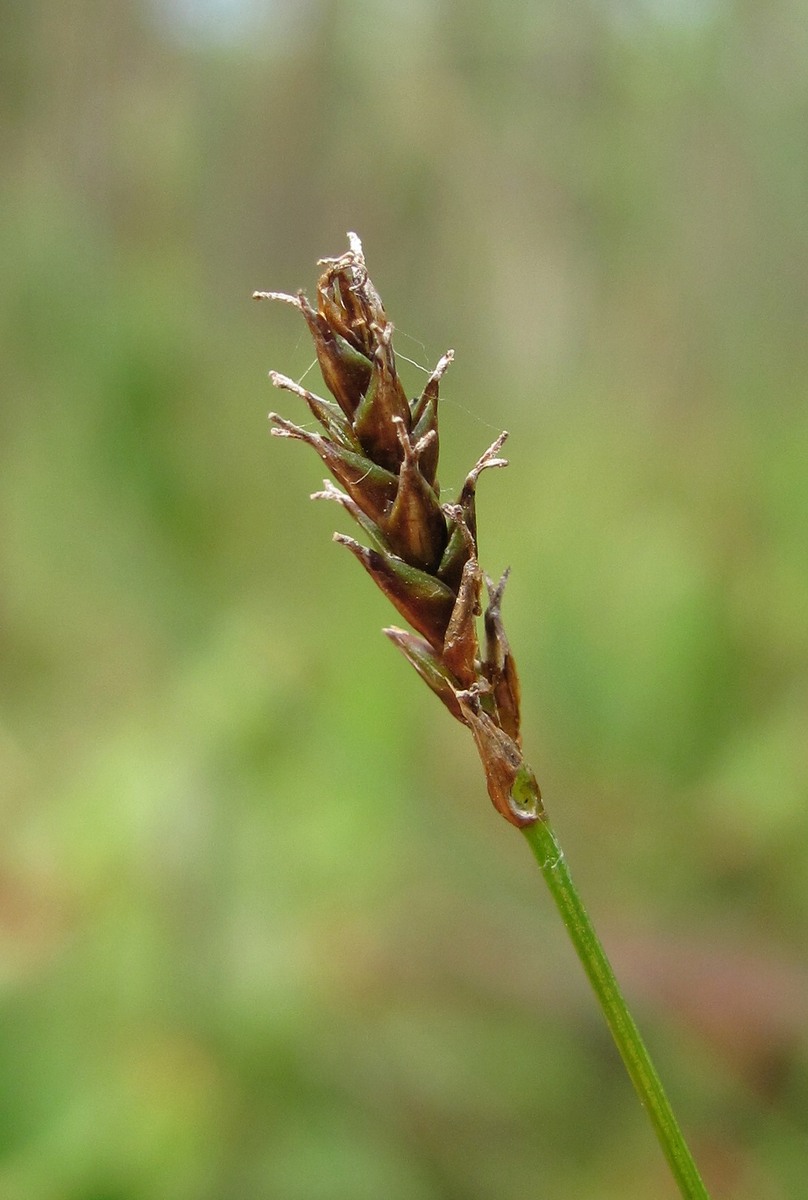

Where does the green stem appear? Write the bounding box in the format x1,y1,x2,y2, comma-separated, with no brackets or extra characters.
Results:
521,813,711,1200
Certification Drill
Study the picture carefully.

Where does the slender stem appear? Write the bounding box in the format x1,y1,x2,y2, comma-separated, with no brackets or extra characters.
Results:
521,813,711,1200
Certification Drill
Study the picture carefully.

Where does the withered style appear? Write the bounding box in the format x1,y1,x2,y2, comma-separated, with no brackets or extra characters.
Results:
255,234,542,827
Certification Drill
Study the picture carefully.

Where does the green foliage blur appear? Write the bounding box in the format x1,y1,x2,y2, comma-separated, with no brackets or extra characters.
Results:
2,1,807,1196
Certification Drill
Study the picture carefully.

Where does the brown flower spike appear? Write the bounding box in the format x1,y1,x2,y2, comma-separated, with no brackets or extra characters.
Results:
255,234,542,827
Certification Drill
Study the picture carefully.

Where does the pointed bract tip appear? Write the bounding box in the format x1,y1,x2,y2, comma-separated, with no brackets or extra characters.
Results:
253,290,302,308
346,231,364,258
268,412,309,441
486,567,511,602
311,480,349,505
430,349,455,382
269,370,300,390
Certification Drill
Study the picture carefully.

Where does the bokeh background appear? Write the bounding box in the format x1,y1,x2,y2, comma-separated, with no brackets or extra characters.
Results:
2,1,808,1196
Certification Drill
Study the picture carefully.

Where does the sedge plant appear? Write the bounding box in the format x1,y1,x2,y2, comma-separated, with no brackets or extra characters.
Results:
254,235,712,1200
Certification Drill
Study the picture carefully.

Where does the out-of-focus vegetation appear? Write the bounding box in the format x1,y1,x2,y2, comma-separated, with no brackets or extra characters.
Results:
1,2,807,1196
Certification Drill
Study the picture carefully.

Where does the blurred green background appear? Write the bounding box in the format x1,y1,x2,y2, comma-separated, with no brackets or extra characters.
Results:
2,1,808,1196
